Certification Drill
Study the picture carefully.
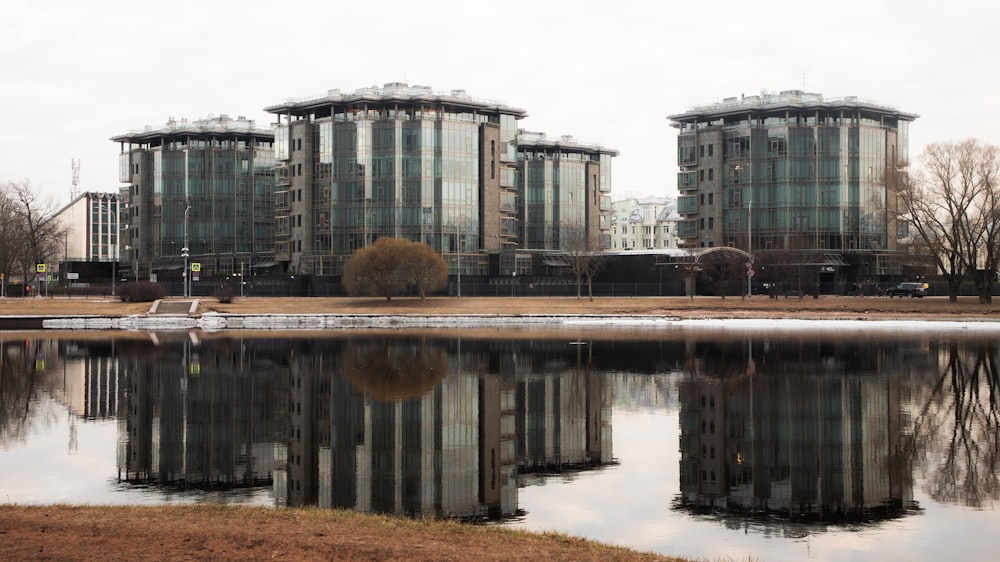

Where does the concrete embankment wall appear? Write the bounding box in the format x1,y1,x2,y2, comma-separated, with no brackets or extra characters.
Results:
38,313,676,331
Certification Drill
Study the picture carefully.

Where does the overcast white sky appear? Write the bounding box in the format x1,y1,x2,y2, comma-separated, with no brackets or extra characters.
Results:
3,0,998,208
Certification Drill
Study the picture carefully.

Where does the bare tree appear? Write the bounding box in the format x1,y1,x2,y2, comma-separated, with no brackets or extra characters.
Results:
894,141,1000,302
698,248,746,298
0,187,20,286
342,238,448,302
400,241,448,301
564,228,603,301
957,142,1000,303
6,181,65,290
342,237,409,301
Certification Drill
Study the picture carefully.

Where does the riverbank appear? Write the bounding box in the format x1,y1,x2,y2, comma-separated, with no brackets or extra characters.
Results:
1,294,993,561
2,294,998,322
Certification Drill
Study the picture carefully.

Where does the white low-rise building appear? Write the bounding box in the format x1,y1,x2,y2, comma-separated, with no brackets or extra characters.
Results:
610,196,681,251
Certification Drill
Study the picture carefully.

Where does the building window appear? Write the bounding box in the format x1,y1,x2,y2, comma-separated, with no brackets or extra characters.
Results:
708,168,714,181
708,193,714,205
708,144,714,156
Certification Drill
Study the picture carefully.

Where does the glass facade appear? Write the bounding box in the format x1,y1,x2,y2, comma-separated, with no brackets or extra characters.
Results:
517,132,617,251
90,195,118,260
304,107,484,273
669,92,917,266
112,116,275,279
267,83,529,276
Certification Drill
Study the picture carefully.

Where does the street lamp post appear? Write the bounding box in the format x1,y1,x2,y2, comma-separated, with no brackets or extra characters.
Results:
456,222,461,298
182,206,191,298
64,233,70,299
747,199,753,298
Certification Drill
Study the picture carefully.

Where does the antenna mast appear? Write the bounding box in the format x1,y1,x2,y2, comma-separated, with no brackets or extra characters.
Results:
71,159,80,199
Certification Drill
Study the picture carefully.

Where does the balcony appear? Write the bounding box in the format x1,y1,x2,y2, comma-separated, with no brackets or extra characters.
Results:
678,171,697,191
677,219,698,238
275,216,290,237
274,164,290,187
275,241,290,261
677,195,698,215
275,190,290,213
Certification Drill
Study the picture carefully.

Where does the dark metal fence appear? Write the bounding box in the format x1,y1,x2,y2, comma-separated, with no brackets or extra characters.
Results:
19,276,1000,300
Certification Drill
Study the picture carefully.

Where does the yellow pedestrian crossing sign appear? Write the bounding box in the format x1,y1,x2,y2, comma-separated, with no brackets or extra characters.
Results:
191,262,201,272
36,263,46,273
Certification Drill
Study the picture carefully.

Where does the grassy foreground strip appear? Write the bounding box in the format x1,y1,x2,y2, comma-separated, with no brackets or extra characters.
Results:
2,295,1000,321
0,505,685,562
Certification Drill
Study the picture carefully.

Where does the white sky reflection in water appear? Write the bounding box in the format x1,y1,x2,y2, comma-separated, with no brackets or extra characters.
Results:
0,394,270,507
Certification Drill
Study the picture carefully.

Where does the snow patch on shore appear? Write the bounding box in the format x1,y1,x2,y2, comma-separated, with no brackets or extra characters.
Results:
39,313,1000,332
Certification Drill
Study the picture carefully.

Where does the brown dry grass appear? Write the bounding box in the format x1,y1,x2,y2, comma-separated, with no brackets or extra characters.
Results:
0,297,150,316
197,294,1000,321
2,294,993,321
0,505,681,562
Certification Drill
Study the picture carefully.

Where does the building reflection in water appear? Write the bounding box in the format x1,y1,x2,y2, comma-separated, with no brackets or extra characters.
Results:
14,330,996,531
111,333,612,520
276,336,612,520
118,333,280,489
675,336,921,524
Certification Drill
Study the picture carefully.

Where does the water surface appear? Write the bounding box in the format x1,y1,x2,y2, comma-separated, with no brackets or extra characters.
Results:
1,328,998,561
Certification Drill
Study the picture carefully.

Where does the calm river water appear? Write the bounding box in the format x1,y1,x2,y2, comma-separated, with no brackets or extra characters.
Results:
1,325,998,561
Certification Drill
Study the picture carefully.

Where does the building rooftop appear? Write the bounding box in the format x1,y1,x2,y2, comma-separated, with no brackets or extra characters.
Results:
111,114,272,143
264,82,528,118
668,89,918,125
52,191,118,220
517,130,619,156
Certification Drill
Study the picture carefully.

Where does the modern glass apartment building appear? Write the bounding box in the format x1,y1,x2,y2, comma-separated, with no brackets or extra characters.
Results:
668,90,917,278
264,83,527,277
265,83,617,280
517,131,616,252
112,115,275,281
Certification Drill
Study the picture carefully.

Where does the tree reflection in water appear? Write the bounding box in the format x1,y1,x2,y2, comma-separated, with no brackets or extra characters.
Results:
342,338,448,401
910,341,1000,507
3,330,1000,538
0,340,39,447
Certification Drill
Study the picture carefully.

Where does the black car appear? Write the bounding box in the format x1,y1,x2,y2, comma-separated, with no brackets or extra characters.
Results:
886,282,926,298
